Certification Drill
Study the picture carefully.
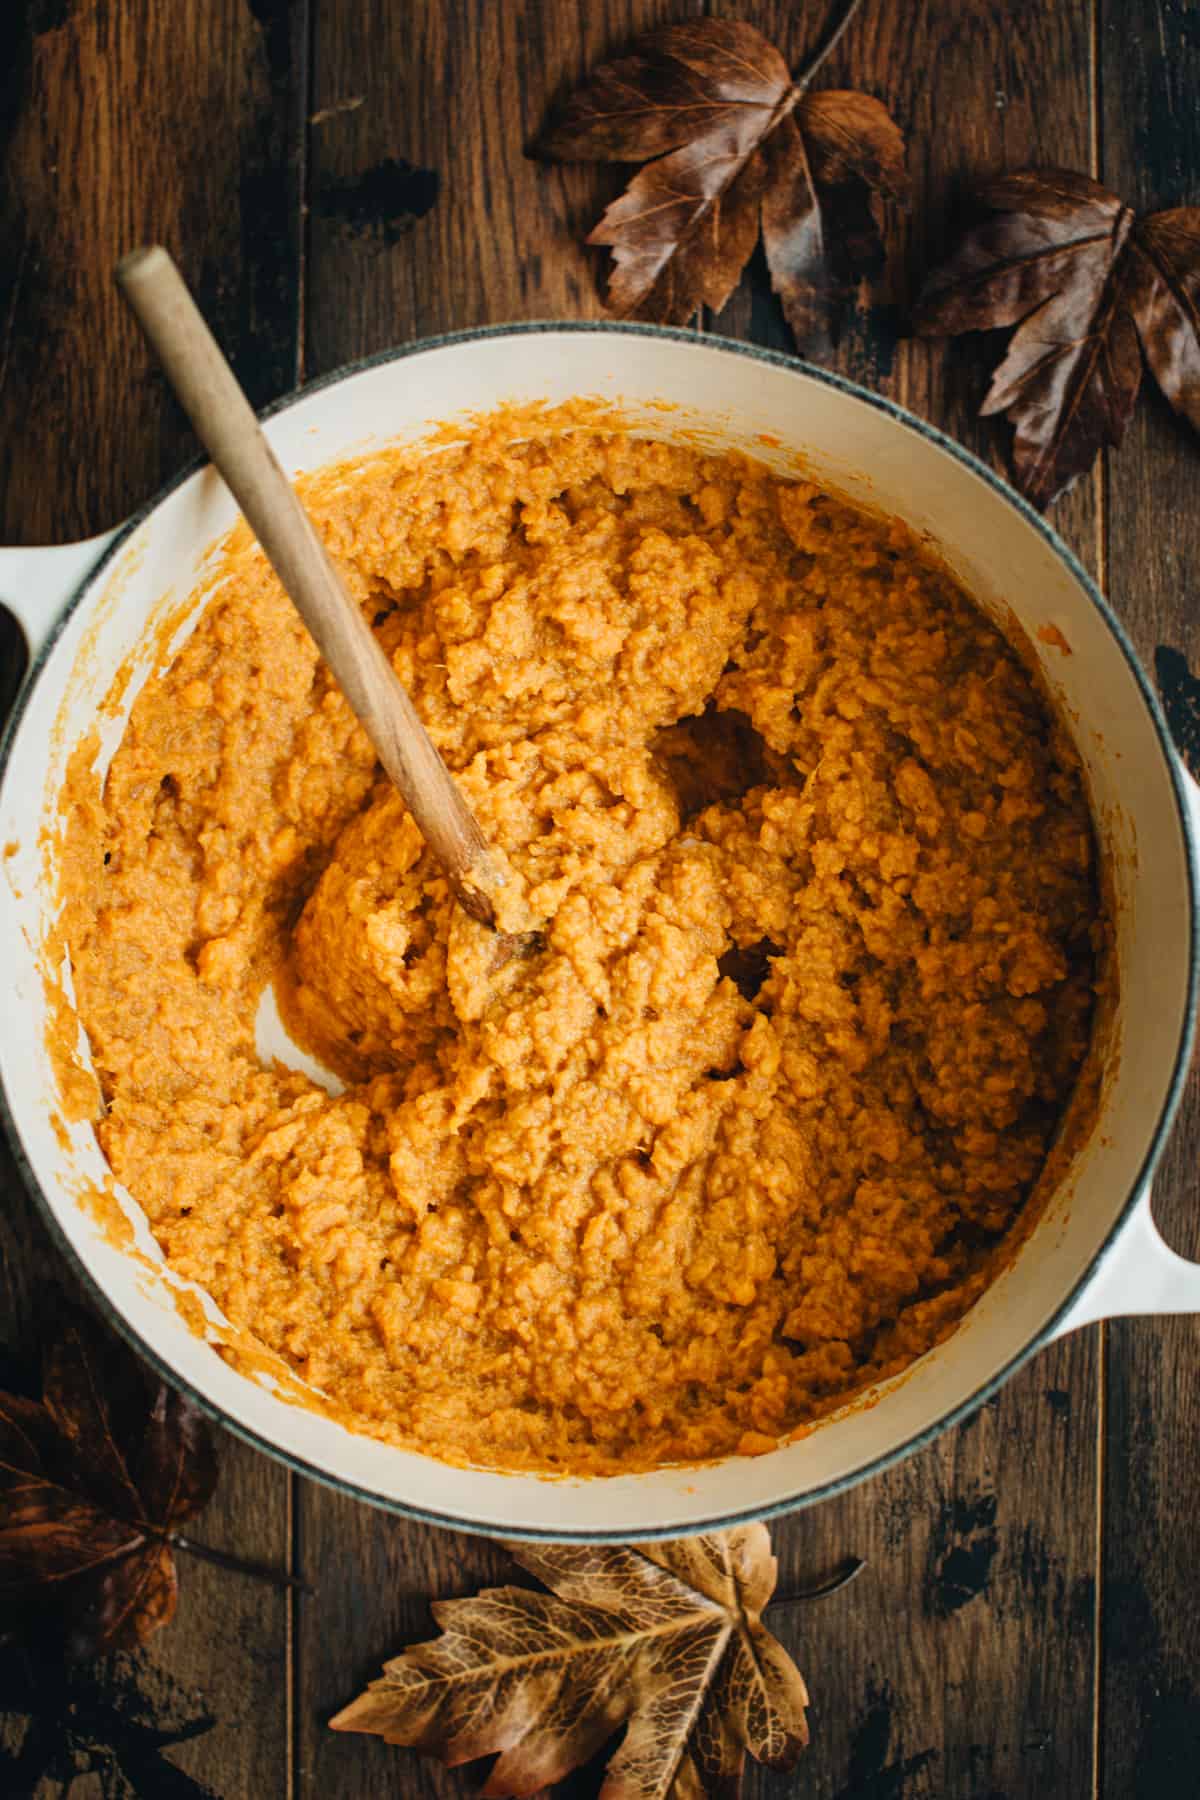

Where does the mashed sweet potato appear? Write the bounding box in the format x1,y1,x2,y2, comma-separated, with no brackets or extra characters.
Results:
59,411,1103,1473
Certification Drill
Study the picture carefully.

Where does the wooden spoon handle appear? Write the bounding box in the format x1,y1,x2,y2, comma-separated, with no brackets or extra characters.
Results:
116,244,500,927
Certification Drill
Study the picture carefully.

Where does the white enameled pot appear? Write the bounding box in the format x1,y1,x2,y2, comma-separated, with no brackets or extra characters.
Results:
1,325,1198,1541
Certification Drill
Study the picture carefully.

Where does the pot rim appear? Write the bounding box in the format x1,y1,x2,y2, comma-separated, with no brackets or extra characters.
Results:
2,319,1197,1540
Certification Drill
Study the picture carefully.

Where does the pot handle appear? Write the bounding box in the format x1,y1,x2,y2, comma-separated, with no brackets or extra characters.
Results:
1053,754,1200,1337
1049,1186,1200,1338
0,531,121,667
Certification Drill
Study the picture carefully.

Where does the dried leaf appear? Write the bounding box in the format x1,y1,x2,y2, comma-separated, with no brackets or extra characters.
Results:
43,1312,146,1518
762,92,907,355
0,1306,218,1659
1130,209,1200,429
330,1525,810,1799
136,1385,220,1529
537,21,791,166
916,167,1200,506
60,1539,179,1666
0,1641,220,1797
590,132,771,325
534,10,907,353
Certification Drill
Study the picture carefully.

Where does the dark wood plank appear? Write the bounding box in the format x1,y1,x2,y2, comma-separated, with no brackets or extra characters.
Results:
305,0,700,365
0,2,305,1792
764,1364,1098,1800
1098,3,1200,1793
0,0,302,543
716,3,1103,1794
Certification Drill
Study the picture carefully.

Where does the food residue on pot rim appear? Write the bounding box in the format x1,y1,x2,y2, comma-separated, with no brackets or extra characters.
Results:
1037,622,1074,656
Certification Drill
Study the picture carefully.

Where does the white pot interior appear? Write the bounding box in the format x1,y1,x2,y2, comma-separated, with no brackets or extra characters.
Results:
0,329,1192,1537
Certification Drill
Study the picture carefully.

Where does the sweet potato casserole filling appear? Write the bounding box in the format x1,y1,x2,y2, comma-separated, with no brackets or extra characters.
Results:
60,414,1103,1473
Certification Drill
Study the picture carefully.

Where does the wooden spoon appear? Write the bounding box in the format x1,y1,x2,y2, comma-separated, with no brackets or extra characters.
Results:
116,244,508,930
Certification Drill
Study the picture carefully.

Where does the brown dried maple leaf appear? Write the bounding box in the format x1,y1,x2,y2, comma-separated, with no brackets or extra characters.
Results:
0,1307,218,1659
915,167,1200,509
331,1526,811,1799
533,4,907,356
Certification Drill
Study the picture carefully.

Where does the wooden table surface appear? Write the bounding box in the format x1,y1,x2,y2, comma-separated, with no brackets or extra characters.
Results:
1,2,1198,1795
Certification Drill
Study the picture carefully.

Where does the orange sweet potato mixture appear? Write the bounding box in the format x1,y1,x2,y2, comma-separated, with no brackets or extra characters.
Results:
59,412,1104,1473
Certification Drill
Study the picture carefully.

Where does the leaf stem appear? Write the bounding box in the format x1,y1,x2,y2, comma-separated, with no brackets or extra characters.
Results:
767,1555,866,1611
166,1533,313,1594
796,0,867,92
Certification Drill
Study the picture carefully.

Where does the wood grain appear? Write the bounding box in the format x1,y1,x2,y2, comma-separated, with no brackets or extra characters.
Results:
0,0,303,544
1098,2,1200,1793
0,2,304,1793
305,0,701,365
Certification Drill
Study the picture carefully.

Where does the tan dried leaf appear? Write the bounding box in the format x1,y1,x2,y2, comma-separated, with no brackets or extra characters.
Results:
329,1525,809,1799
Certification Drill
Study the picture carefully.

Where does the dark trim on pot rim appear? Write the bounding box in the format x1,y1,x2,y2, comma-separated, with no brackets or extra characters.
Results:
1,321,1196,1542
